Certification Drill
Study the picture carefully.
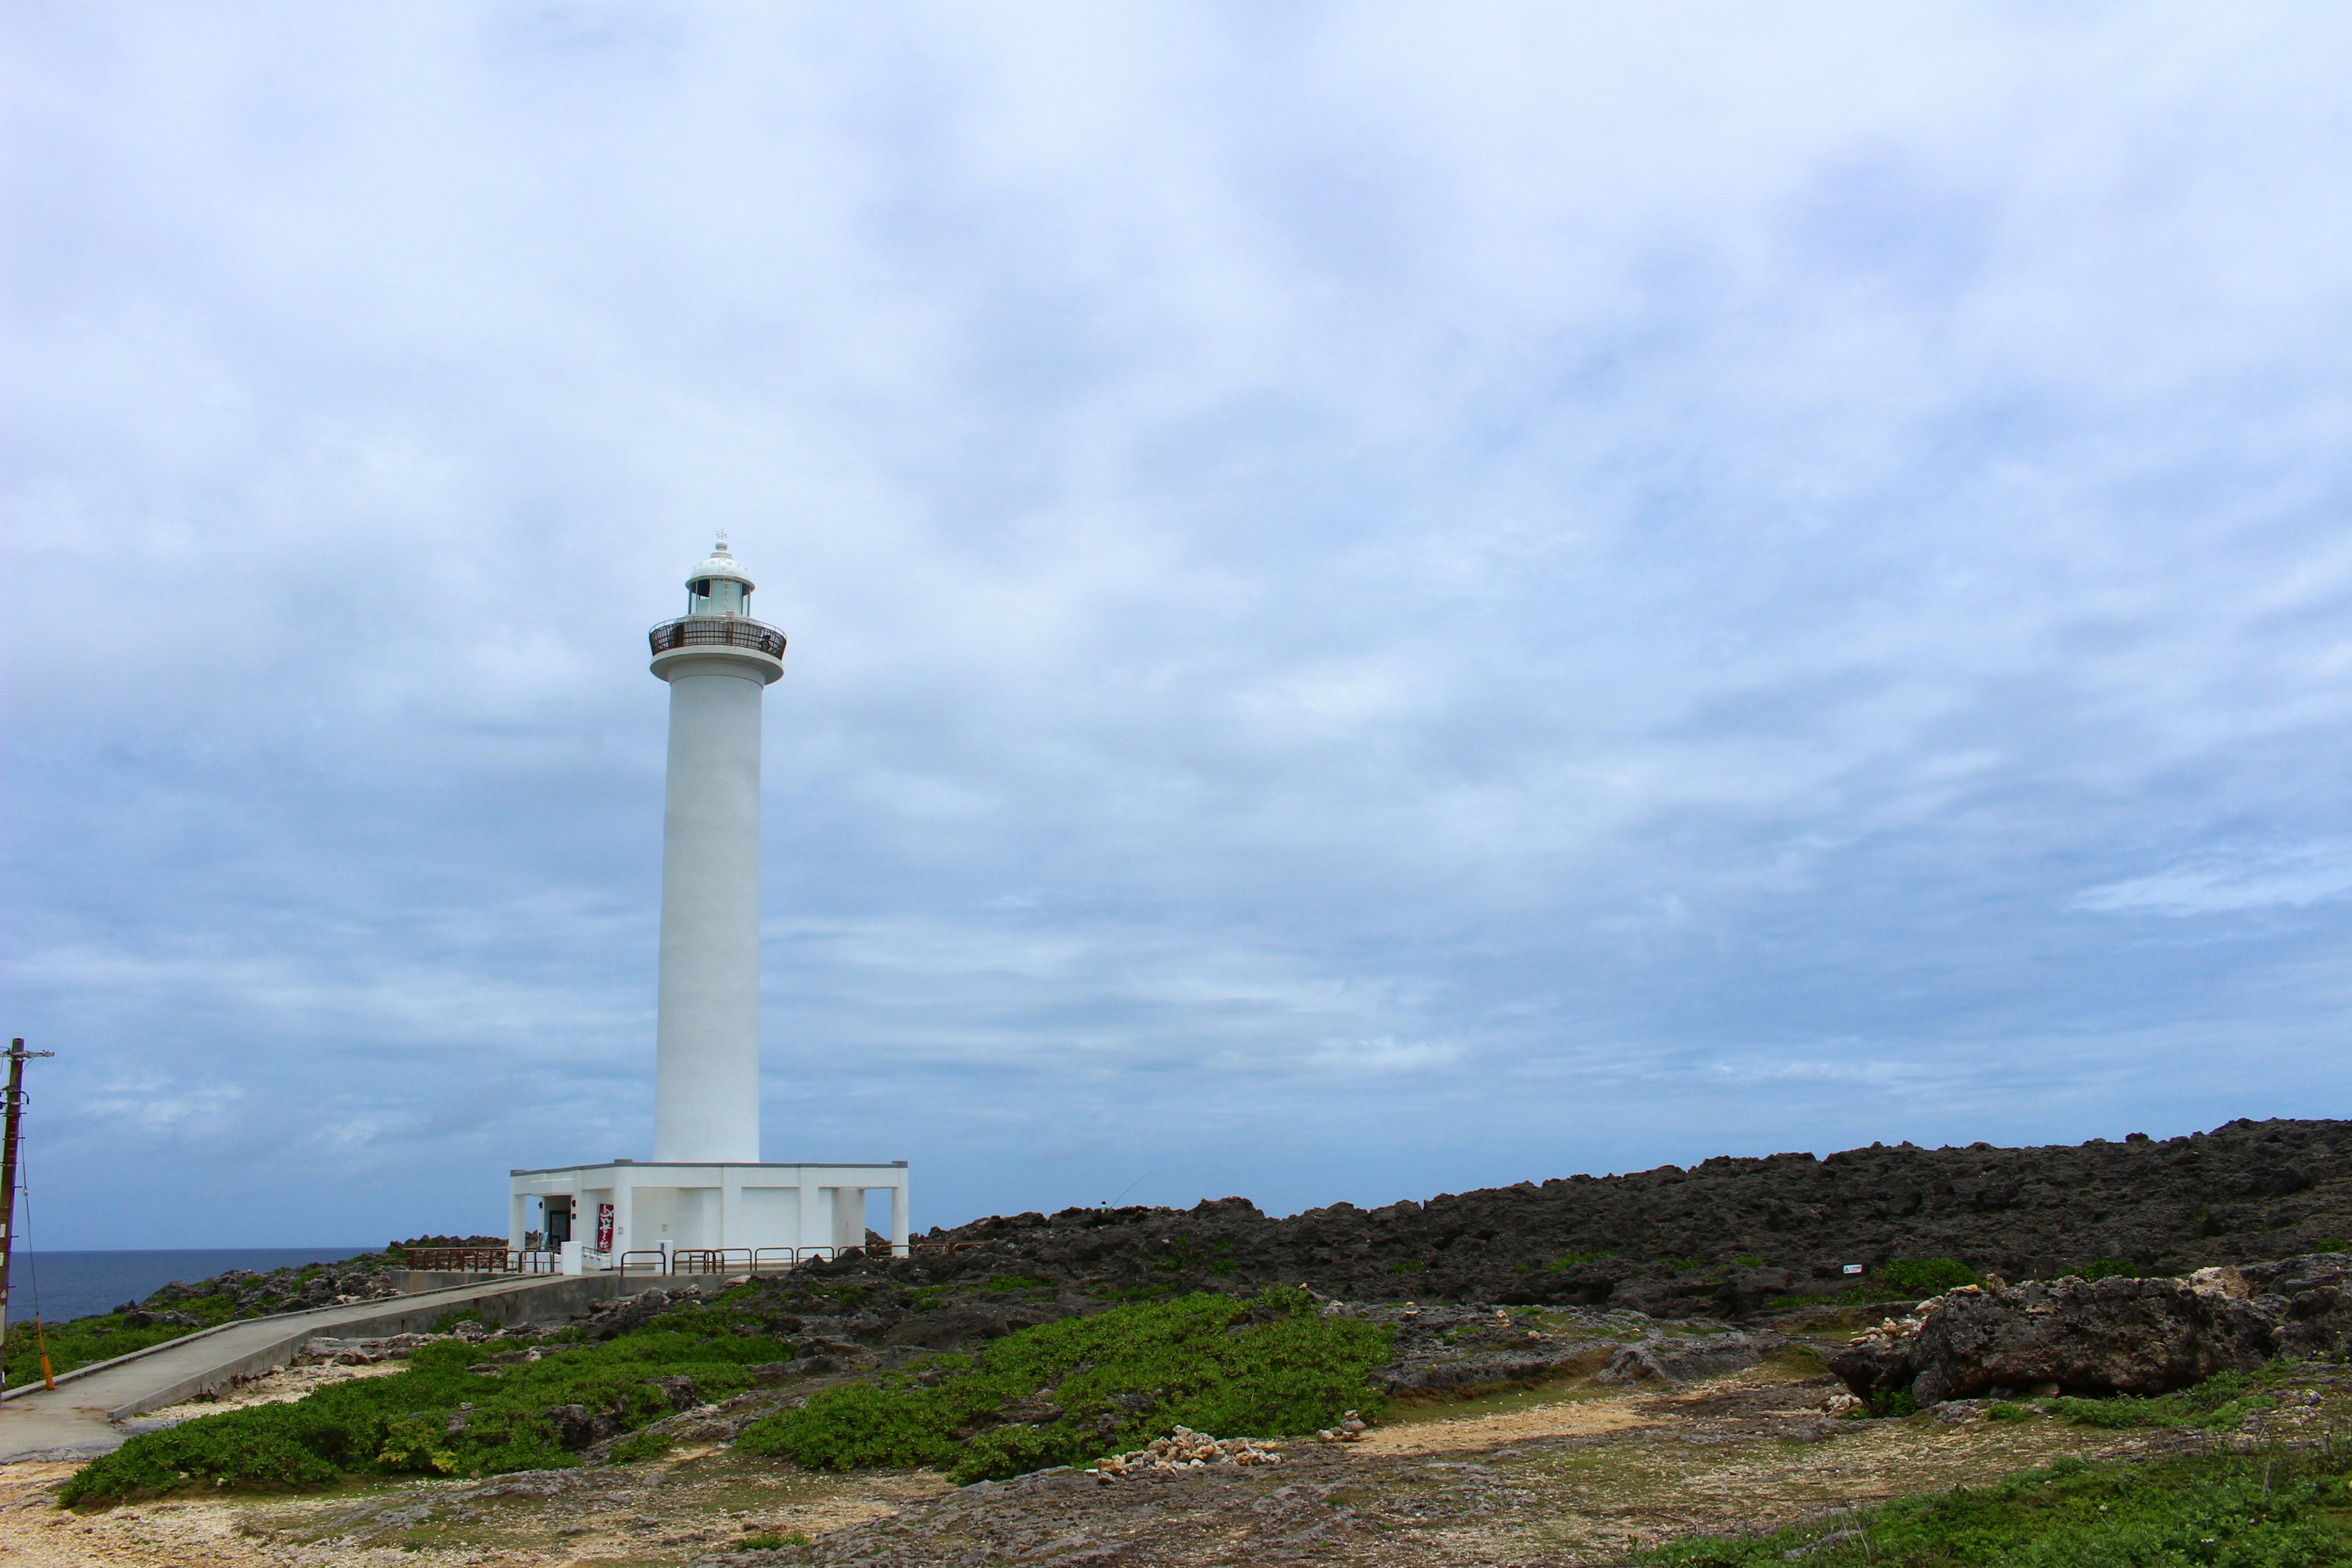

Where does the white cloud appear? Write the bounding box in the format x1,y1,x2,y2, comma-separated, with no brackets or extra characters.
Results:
2075,844,2352,917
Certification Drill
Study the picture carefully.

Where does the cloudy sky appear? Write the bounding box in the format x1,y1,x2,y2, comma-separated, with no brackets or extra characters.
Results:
7,4,2350,1248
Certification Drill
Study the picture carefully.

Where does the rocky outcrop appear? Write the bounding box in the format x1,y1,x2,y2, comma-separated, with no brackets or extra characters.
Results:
1828,1262,2316,1402
897,1118,2352,1316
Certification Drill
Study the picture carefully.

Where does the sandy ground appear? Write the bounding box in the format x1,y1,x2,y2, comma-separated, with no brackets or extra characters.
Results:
1351,1384,1660,1455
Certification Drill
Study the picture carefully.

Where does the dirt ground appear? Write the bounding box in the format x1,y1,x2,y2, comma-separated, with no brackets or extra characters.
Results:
5,1358,2337,1568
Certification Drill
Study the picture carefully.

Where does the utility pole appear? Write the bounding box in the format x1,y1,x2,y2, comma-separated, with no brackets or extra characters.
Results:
0,1038,55,1396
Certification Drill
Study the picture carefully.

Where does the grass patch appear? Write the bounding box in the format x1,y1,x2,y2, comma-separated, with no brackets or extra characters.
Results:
1759,1343,1828,1378
1147,1236,1235,1275
2038,1369,2276,1430
1641,1449,2352,1565
2068,1258,2140,1281
741,1531,809,1550
608,1428,676,1463
984,1273,1049,1294
2,1294,243,1386
60,1297,796,1506
736,1286,1391,1485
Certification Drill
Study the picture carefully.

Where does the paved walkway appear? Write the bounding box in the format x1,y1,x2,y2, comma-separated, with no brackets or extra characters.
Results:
0,1273,647,1464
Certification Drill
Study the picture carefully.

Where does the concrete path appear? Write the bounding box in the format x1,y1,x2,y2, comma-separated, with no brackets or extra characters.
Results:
0,1271,675,1464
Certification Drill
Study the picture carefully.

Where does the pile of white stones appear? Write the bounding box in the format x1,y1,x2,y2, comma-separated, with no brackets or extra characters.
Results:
1088,1425,1286,1481
1314,1409,1370,1442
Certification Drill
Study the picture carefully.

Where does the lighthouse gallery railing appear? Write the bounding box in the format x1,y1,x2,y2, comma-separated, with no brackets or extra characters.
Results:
648,616,786,657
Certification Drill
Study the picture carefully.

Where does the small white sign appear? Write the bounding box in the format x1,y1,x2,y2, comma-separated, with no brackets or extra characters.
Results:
1842,1264,1864,1275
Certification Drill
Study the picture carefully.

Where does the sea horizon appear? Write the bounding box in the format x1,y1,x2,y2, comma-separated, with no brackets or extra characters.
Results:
4,1247,380,1325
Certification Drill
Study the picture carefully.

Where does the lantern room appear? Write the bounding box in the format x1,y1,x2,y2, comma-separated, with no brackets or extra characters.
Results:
686,535,755,617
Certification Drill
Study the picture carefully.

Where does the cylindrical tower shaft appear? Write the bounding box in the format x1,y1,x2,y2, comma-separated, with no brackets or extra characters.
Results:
647,538,786,1164
654,662,766,1161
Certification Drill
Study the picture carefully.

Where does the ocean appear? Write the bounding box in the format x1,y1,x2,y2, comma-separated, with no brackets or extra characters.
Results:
4,1248,380,1325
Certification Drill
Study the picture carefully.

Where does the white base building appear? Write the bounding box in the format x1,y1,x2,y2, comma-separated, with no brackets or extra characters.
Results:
510,1159,909,1270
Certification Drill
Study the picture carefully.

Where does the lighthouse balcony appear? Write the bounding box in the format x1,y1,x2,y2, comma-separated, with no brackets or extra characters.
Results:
649,616,787,658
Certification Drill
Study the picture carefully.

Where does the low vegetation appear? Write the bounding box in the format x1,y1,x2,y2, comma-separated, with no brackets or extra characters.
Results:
1645,1449,2352,1566
736,1286,1392,1484
60,1295,791,1505
2035,1368,2280,1431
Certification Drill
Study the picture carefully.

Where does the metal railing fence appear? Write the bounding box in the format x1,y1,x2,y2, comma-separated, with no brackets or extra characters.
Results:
406,1247,559,1274
647,616,786,658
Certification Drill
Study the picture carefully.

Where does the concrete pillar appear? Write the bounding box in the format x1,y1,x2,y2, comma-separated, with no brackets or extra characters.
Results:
889,1185,910,1257
830,1187,867,1254
508,1192,529,1253
651,660,767,1163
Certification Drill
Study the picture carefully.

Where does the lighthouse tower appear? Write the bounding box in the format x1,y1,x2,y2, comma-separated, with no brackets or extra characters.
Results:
507,538,907,1272
648,537,782,1163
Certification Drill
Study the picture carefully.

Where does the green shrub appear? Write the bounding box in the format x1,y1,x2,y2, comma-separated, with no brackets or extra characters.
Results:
736,1286,1392,1485
740,1531,808,1550
1877,1257,1978,1295
1732,1256,1764,1268
2068,1258,2138,1281
1642,1449,2352,1565
61,1298,796,1504
1863,1387,1918,1419
1984,1401,2033,1422
2316,1238,2347,1254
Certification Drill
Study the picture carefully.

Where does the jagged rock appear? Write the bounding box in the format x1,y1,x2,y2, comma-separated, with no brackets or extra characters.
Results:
898,1118,2352,1316
546,1403,623,1449
118,1310,201,1329
1830,1273,2278,1403
2242,1253,2352,1359
885,1305,1018,1348
1592,1333,1785,1385
643,1374,701,1412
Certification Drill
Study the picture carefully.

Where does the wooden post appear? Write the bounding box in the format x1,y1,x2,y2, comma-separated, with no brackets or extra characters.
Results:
0,1038,55,1395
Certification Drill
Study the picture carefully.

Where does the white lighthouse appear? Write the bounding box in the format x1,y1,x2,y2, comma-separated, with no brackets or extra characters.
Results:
649,537,779,1163
508,538,907,1271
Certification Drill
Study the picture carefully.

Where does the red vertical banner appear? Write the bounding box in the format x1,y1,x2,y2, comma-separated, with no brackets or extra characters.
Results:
596,1203,615,1251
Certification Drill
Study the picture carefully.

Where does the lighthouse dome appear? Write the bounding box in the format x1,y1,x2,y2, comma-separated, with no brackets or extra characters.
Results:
685,535,755,616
